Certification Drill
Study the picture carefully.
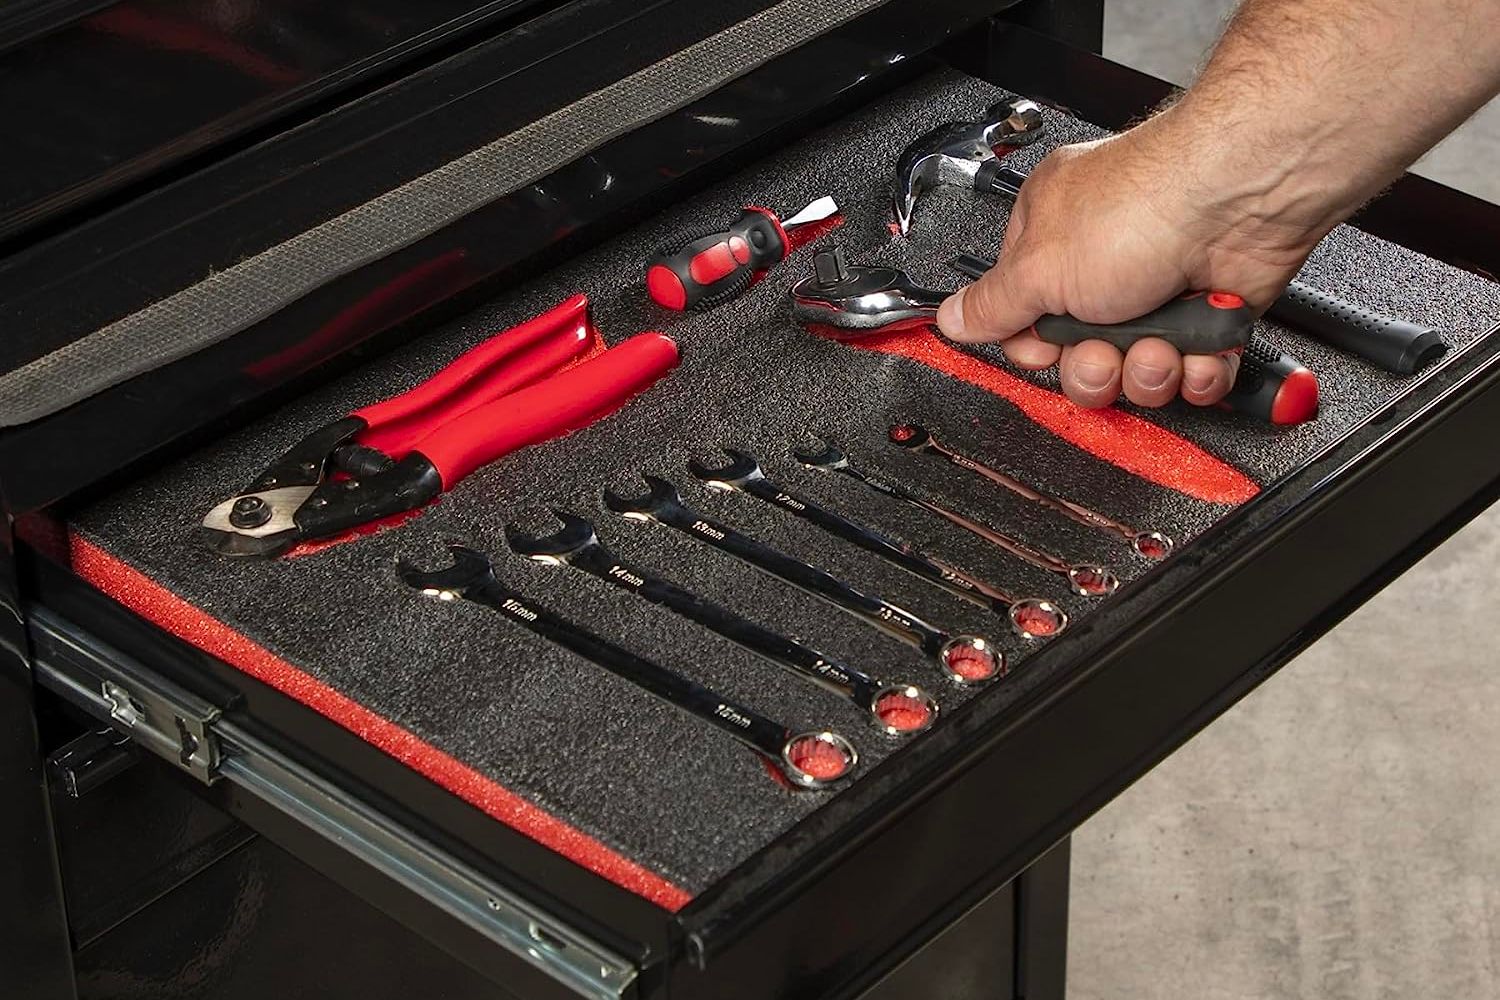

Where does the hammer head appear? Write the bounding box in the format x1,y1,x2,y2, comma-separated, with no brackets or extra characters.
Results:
892,97,1045,236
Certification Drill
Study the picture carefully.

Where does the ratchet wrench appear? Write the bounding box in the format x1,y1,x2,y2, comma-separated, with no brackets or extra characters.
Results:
507,511,937,733
687,448,1067,639
793,438,1120,598
887,425,1173,559
400,545,856,788
604,476,1003,684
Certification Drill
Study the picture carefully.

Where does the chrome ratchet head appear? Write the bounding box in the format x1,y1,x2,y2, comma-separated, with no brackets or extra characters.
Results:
398,545,498,599
505,510,599,564
790,436,849,471
893,97,1045,236
789,246,946,337
602,474,684,522
686,448,765,490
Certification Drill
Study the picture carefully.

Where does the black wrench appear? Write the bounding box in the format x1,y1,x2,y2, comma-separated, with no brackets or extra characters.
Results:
399,545,856,788
603,476,1004,684
793,438,1120,598
687,448,1066,640
506,511,937,731
887,425,1173,560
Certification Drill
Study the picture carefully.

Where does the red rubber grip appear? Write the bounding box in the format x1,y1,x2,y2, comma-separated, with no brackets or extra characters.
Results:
414,333,681,487
646,209,787,310
352,295,594,458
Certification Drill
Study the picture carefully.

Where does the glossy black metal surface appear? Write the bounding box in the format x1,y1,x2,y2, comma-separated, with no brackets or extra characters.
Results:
0,0,557,245
0,492,75,998
72,834,541,1000
0,0,1018,515
49,731,254,946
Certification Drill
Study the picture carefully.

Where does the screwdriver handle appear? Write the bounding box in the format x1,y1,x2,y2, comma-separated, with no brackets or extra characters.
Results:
645,208,788,311
1220,338,1319,425
1268,280,1446,375
1032,292,1255,354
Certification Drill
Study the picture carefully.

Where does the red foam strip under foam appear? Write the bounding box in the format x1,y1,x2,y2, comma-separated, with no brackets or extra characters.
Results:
69,533,693,913
847,329,1260,506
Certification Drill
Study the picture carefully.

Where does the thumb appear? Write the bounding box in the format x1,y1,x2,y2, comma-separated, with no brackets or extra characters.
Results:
936,257,1046,345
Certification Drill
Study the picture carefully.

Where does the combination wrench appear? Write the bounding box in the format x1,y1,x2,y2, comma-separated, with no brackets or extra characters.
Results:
400,545,856,788
793,438,1120,598
687,448,1066,639
507,511,937,735
887,425,1173,559
603,476,1003,685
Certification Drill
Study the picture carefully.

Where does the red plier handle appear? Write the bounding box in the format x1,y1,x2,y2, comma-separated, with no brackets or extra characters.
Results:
351,294,678,486
200,295,679,558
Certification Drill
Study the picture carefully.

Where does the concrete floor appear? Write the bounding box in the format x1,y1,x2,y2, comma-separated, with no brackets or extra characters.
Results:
1066,4,1500,997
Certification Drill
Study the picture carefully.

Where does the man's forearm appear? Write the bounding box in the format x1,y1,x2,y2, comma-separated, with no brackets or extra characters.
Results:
1149,0,1500,245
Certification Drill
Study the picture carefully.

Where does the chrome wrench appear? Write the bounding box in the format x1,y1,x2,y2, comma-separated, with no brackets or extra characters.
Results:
506,511,937,734
687,448,1067,640
603,476,1003,684
400,545,856,788
887,425,1173,559
793,438,1119,598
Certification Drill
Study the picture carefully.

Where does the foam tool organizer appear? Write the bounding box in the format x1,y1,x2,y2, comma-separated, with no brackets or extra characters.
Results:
67,70,1500,910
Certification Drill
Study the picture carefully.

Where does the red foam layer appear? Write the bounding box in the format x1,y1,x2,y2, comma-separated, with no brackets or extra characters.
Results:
846,329,1260,505
69,533,693,912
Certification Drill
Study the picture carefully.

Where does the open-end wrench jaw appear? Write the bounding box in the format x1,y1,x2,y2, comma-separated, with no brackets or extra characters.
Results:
504,510,599,563
398,544,497,598
602,474,683,521
686,448,764,490
791,436,849,471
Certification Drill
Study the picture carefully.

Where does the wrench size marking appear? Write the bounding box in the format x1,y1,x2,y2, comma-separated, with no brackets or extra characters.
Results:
714,704,754,729
691,520,727,541
607,564,645,588
501,598,539,622
773,492,807,511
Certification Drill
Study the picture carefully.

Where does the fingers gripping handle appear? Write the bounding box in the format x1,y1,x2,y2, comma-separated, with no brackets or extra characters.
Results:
1032,292,1255,354
415,333,680,487
949,256,1255,354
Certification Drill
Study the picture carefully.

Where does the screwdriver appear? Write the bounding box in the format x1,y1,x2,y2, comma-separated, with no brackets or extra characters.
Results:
646,196,840,311
950,254,1319,426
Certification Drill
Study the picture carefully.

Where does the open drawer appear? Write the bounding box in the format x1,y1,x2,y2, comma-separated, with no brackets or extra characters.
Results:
8,5,1500,999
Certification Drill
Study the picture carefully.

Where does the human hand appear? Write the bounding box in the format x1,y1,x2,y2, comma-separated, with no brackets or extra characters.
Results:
934,111,1323,409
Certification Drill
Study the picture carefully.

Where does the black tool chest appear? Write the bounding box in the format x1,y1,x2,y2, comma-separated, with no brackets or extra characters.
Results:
4,3,1499,999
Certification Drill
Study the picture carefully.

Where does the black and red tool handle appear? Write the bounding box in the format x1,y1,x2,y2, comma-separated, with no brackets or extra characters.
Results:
646,207,789,311
949,254,1316,425
948,253,1255,354
1268,280,1446,375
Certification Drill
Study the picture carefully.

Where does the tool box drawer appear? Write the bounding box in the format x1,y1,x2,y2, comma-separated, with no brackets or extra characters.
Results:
7,5,1499,1000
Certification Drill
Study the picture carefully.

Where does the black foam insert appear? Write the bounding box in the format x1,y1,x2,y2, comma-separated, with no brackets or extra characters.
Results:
70,69,1500,895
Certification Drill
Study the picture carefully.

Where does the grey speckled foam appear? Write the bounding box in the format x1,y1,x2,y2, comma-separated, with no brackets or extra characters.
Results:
71,69,1500,895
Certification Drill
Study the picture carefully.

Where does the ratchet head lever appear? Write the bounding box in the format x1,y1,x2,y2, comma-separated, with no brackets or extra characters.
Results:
504,510,599,563
789,245,947,336
602,474,684,521
398,545,498,598
685,449,766,489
